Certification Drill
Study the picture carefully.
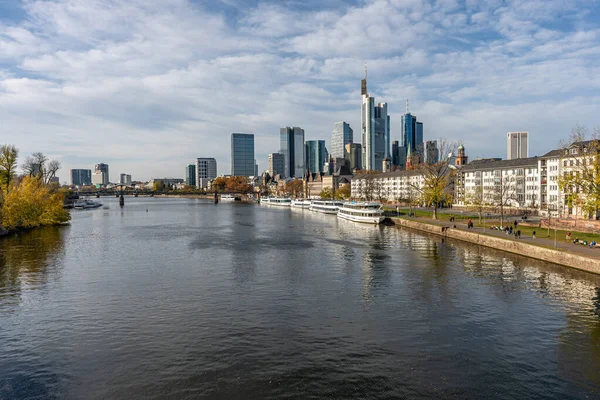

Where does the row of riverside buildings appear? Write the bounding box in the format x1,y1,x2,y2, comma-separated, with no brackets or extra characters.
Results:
352,139,599,219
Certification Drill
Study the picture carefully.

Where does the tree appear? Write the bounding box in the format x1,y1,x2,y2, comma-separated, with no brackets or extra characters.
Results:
558,125,600,219
410,140,456,220
491,172,517,227
21,152,62,185
355,170,381,201
283,179,304,198
1,176,70,230
464,187,486,223
319,187,334,199
153,180,166,192
0,144,19,194
335,185,351,200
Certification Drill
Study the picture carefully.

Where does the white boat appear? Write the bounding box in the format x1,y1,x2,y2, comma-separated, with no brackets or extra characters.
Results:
337,201,385,224
74,199,103,209
260,197,292,207
220,194,236,202
310,199,343,215
291,199,311,209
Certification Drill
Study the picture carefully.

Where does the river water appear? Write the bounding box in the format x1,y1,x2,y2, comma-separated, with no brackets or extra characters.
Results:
1,197,600,399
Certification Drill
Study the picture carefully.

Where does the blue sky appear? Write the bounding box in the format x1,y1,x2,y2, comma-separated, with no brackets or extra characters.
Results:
1,0,599,181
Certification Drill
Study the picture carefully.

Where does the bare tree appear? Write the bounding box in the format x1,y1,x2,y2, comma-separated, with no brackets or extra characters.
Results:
557,125,600,220
464,186,486,223
45,160,61,185
21,152,61,185
491,173,517,227
0,144,19,194
410,140,457,219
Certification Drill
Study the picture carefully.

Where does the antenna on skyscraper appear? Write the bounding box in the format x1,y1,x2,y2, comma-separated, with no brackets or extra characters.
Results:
364,61,367,81
406,98,409,114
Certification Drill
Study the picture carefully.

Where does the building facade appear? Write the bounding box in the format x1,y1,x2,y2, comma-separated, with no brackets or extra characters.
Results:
331,122,353,159
231,134,255,177
268,153,285,178
93,163,109,185
185,164,196,187
345,143,362,171
361,76,389,171
425,140,439,165
306,140,328,174
507,132,529,160
280,126,305,178
70,169,91,186
352,170,425,202
119,174,132,185
196,158,217,188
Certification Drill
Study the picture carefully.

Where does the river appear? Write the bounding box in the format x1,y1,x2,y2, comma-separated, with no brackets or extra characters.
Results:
1,197,600,399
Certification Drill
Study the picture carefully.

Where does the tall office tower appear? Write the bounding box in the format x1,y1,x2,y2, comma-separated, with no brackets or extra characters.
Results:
305,140,328,174
254,160,258,177
70,169,92,186
507,132,529,160
231,133,255,177
280,126,305,178
93,163,109,185
345,143,362,171
361,71,389,171
425,140,439,164
119,173,132,185
196,157,217,185
185,164,196,187
392,141,400,167
268,153,285,177
401,100,425,163
331,121,353,159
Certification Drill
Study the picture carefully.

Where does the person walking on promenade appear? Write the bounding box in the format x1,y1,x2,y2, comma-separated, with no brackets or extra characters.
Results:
566,232,571,240
514,220,518,229
517,230,521,238
532,230,536,239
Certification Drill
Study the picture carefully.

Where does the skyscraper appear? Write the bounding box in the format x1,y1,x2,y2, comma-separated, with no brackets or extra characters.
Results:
401,101,424,164
345,143,362,171
425,140,439,164
392,141,400,167
93,163,109,186
70,169,91,186
196,158,217,180
280,126,305,178
185,164,196,187
231,134,255,177
331,122,353,159
507,132,529,160
305,140,328,174
268,153,285,177
119,174,132,185
361,73,389,171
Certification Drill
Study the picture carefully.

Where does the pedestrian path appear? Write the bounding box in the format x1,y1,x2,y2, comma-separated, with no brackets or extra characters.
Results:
405,217,600,259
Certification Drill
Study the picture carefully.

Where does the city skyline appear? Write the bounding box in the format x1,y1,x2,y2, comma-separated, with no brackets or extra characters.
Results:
1,1,599,180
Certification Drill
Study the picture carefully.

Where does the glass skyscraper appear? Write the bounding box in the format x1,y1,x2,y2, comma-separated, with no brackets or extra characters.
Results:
401,113,424,164
305,140,327,174
230,134,255,177
70,169,92,186
331,122,353,159
280,127,305,178
361,76,389,171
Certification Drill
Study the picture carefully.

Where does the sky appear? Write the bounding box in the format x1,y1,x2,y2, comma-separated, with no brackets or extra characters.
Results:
1,0,599,182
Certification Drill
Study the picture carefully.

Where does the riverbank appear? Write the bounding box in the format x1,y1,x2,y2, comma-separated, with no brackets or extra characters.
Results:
391,217,600,274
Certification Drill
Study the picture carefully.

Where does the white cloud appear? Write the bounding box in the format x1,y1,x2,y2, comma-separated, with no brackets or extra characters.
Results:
0,0,598,180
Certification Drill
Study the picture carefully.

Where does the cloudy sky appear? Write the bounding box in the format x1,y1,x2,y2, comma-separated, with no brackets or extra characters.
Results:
1,0,599,182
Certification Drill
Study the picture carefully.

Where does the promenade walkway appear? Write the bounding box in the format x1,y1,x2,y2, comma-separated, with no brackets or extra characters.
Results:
399,216,600,259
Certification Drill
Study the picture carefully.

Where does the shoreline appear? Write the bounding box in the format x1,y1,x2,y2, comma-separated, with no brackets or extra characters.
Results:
391,217,600,275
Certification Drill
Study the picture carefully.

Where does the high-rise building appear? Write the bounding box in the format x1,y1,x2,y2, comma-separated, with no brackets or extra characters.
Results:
280,126,305,178
119,173,132,185
361,74,389,171
93,163,109,186
345,143,362,171
196,158,217,189
254,160,258,177
185,164,196,187
305,140,328,174
331,122,353,159
401,102,424,164
392,141,400,167
70,169,91,186
507,132,529,160
268,153,285,178
231,133,255,177
425,140,439,164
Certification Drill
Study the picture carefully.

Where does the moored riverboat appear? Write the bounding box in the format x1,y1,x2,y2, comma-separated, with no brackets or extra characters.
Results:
291,199,311,209
337,201,385,224
260,197,292,207
221,194,237,202
309,200,343,215
74,199,103,209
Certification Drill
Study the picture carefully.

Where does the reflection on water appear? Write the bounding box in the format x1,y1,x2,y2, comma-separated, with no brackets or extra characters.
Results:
0,226,67,307
1,198,600,399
